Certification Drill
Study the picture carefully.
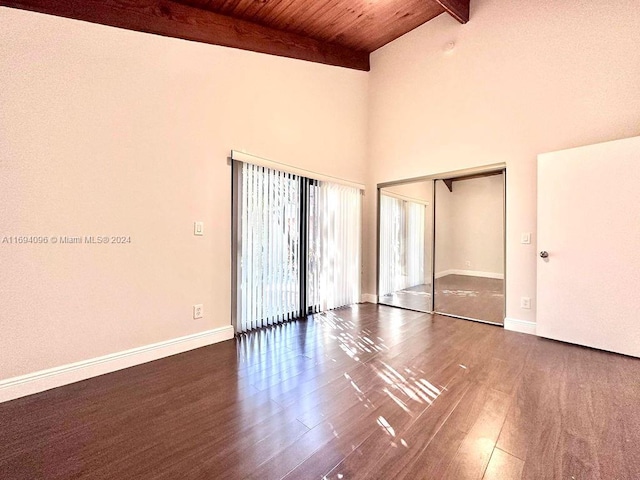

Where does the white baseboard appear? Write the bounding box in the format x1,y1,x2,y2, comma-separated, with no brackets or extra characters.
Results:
361,294,378,304
434,269,455,279
435,269,504,280
504,318,537,336
0,326,235,404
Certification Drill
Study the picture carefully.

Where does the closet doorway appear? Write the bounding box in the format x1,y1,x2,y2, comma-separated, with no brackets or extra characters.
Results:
377,166,505,325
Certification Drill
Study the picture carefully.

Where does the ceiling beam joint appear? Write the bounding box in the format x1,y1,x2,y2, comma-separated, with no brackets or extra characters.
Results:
434,0,470,24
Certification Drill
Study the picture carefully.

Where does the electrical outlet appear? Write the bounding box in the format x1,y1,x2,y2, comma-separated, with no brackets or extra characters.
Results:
194,221,204,236
520,297,531,309
465,260,471,267
193,304,203,319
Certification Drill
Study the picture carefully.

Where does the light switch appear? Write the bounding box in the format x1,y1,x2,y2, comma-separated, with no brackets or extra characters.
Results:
521,233,531,244
194,221,204,236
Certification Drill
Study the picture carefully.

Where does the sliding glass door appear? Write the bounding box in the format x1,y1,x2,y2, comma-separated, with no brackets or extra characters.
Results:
233,161,361,333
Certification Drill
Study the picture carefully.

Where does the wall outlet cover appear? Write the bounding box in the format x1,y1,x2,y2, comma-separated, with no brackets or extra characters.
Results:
193,304,203,319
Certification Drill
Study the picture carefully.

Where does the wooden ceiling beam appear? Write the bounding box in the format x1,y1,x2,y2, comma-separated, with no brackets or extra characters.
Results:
0,0,370,71
434,0,470,24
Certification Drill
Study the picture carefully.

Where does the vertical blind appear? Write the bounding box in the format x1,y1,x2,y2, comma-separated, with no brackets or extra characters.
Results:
310,182,362,312
406,201,425,288
379,194,425,296
237,162,361,333
379,195,403,296
239,164,301,331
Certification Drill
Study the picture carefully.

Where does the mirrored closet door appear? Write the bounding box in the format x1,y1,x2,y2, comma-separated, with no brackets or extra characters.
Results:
378,168,505,325
434,172,505,325
378,181,434,313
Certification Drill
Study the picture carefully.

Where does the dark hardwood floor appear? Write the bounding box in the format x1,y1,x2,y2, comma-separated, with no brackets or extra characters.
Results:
380,275,505,324
1,304,639,479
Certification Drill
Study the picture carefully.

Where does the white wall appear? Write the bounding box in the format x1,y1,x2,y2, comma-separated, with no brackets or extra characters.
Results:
0,8,368,380
364,0,640,324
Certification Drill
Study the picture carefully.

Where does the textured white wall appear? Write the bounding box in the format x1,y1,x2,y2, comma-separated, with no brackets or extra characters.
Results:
364,0,640,323
0,8,368,379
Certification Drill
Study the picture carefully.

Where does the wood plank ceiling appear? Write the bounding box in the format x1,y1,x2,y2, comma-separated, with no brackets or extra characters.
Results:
0,0,470,70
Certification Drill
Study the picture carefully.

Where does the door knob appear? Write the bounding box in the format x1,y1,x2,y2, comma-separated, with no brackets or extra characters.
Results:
540,251,549,258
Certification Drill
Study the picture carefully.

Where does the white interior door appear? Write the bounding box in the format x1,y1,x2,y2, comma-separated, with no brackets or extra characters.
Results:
537,135,640,358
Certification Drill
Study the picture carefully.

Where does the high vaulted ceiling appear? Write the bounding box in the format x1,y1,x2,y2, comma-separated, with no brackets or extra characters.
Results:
1,0,470,70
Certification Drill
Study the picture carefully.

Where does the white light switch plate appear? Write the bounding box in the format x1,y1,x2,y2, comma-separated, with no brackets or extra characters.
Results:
194,221,204,236
521,233,531,244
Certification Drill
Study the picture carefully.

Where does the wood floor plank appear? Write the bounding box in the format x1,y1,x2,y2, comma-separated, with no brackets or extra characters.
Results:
496,367,563,468
352,371,473,478
440,388,512,480
245,421,338,480
399,420,468,480
440,382,492,435
325,374,473,480
280,389,404,479
483,448,524,480
319,354,471,479
1,304,639,479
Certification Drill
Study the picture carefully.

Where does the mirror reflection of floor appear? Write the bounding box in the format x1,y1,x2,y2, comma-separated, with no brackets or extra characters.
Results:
379,284,432,312
379,274,504,324
435,274,504,324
